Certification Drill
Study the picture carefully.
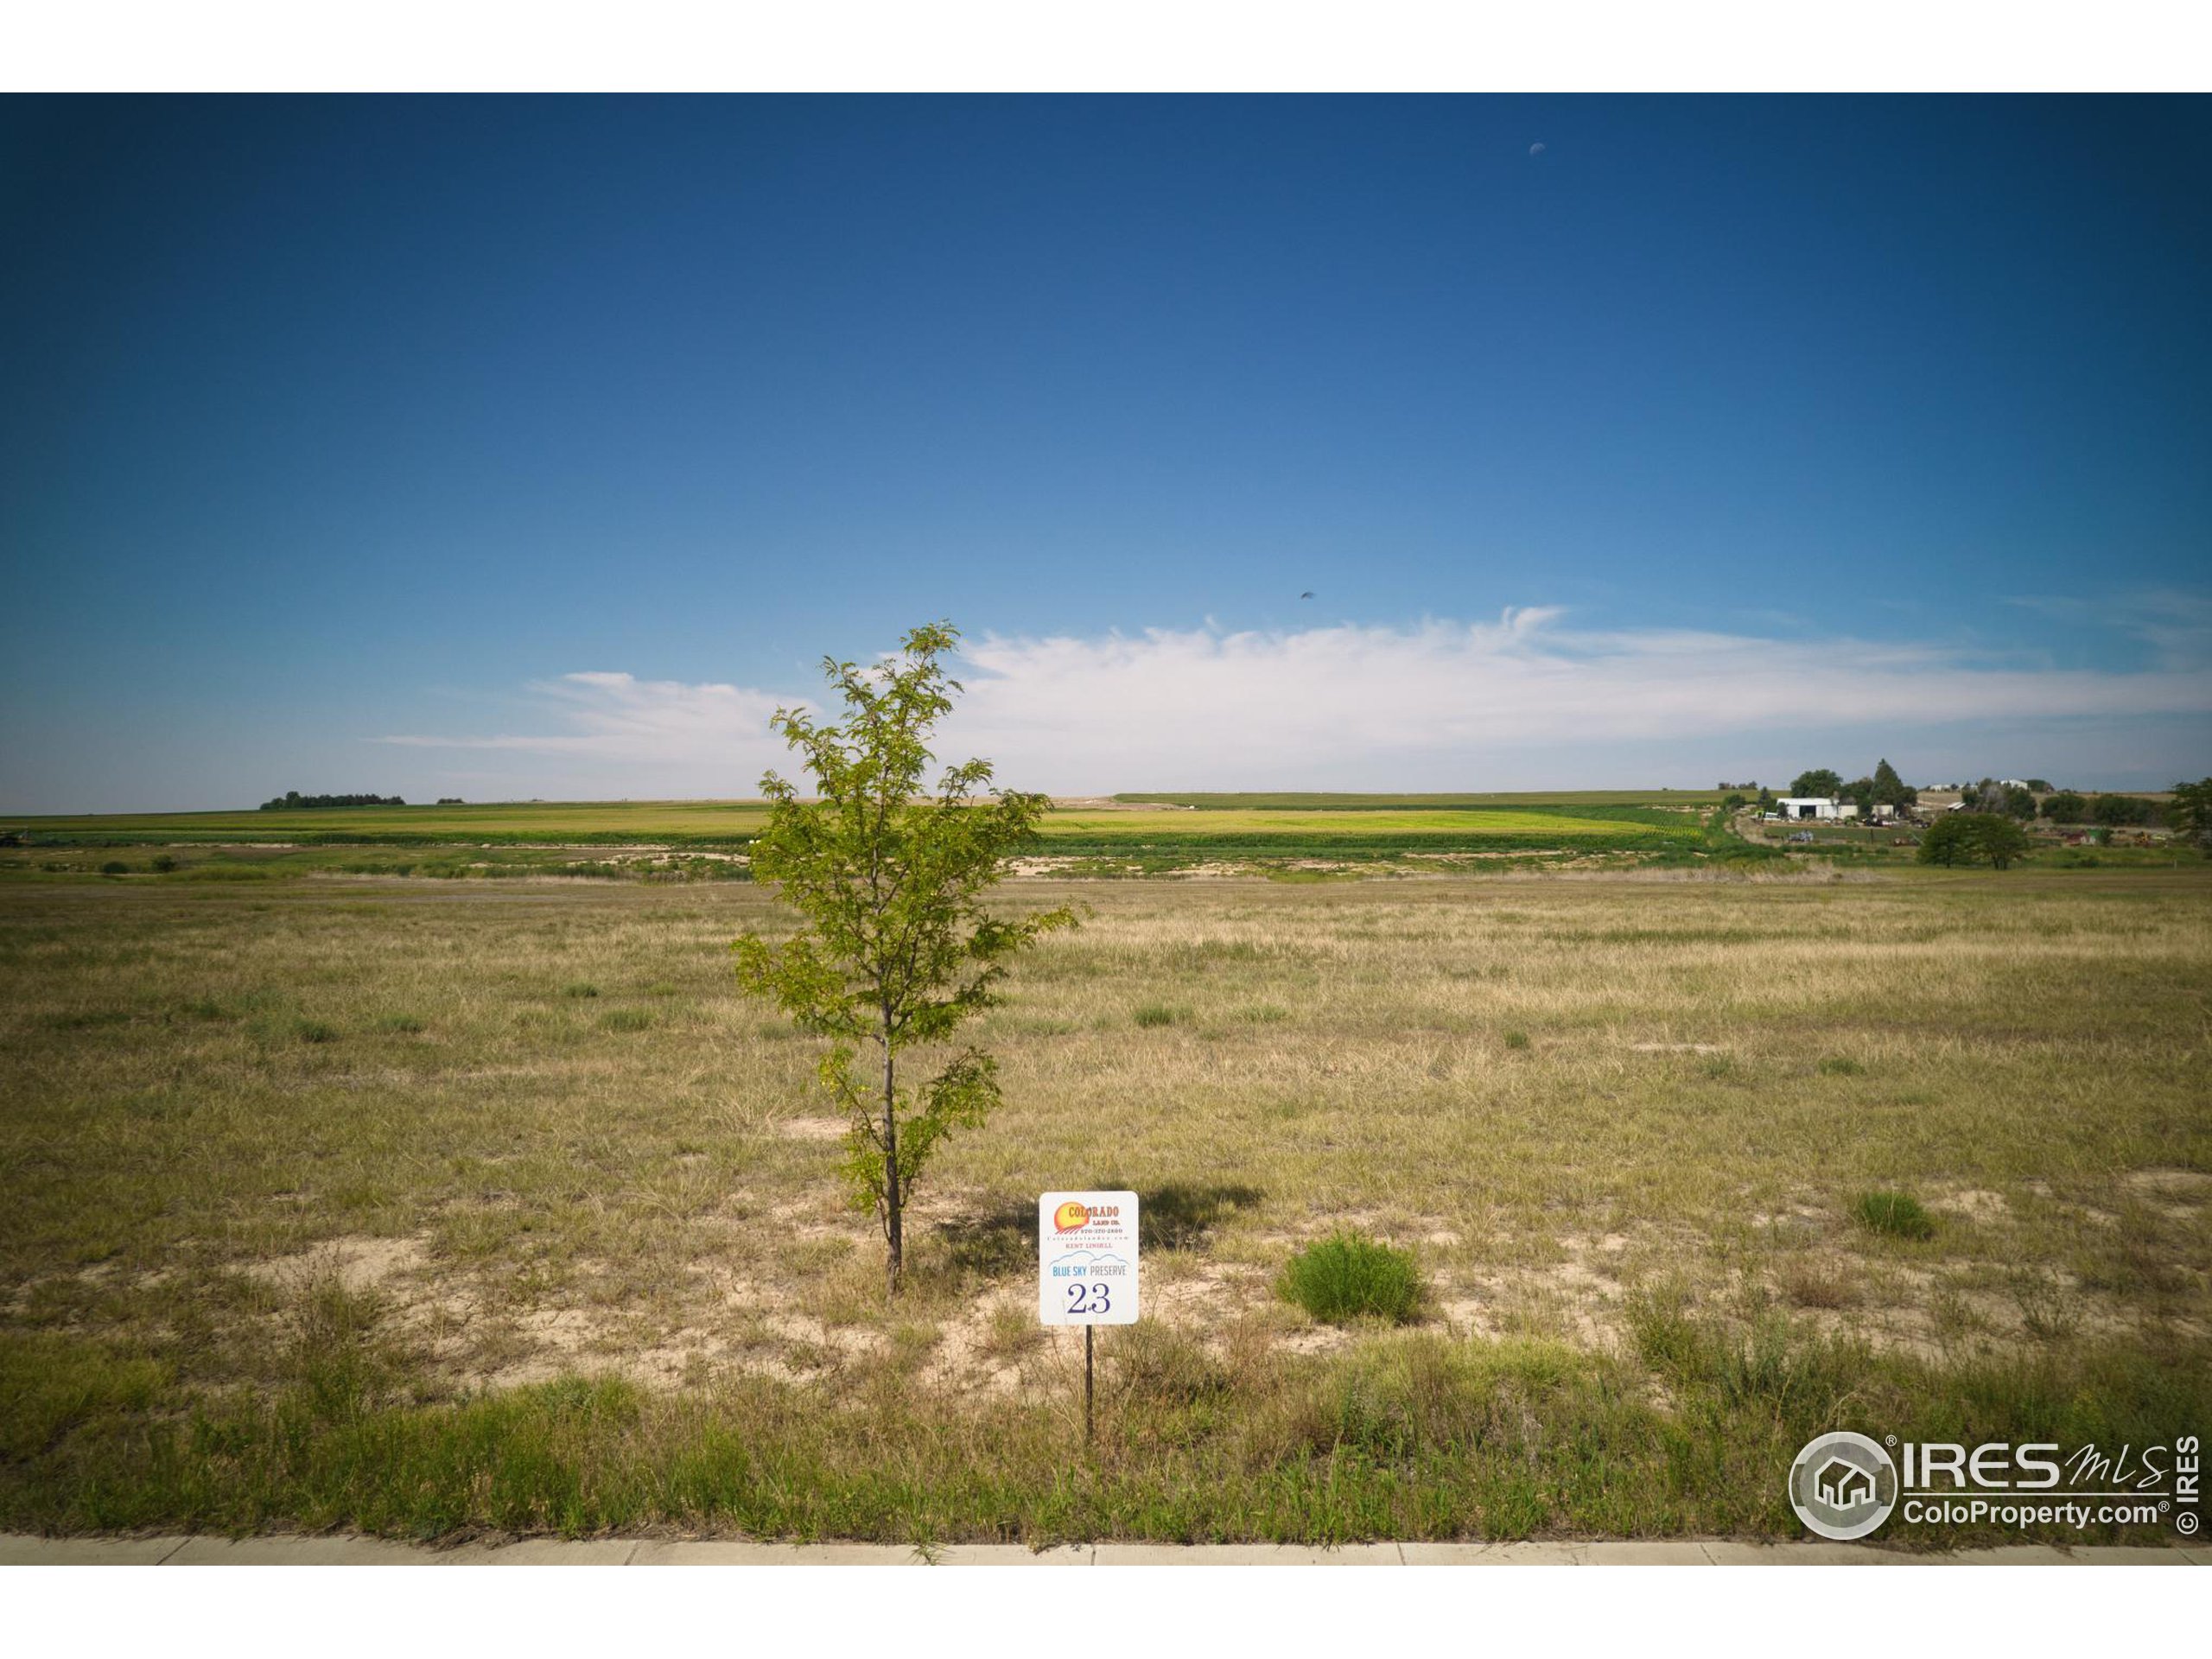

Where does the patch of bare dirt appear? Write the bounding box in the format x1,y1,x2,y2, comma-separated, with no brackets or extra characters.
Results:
2126,1168,2211,1200
1147,1262,1267,1329
919,1287,1040,1397
1934,1188,2010,1223
245,1234,429,1294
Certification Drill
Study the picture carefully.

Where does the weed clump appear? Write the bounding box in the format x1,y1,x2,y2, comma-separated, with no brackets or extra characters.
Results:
1111,1323,1233,1405
1502,1029,1531,1051
561,982,600,999
1280,1231,1423,1325
1853,1189,1934,1240
599,1007,654,1033
1133,1003,1181,1028
1777,1257,1859,1309
373,1014,426,1034
295,1019,339,1044
1817,1056,1865,1077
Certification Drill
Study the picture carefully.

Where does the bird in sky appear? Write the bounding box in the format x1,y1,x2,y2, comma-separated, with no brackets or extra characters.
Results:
1300,590,1315,600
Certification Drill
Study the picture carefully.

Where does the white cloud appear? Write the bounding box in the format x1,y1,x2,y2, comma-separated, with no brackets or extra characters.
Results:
373,611,2212,794
378,672,798,772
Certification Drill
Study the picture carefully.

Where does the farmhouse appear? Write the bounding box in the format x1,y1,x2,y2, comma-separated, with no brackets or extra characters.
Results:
1775,796,1850,822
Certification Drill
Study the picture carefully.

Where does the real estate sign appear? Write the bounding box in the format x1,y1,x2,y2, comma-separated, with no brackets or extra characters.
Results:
1038,1190,1140,1325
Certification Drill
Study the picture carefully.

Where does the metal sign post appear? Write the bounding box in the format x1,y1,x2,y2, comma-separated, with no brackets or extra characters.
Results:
1038,1191,1139,1449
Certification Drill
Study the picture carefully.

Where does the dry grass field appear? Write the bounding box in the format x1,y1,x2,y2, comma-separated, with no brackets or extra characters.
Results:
3,867,2208,1544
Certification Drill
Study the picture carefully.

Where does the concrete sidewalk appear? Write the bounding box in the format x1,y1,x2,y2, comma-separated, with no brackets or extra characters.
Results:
3,1535,2203,1566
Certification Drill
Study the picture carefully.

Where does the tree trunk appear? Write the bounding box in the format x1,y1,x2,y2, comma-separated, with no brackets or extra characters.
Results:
880,1025,902,1300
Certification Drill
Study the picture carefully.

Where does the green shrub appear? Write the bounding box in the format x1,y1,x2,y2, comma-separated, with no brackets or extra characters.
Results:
1918,813,2031,869
1853,1190,1935,1240
561,982,600,999
149,854,178,874
1502,1028,1531,1050
99,861,130,875
1280,1231,1424,1325
1133,1003,1180,1028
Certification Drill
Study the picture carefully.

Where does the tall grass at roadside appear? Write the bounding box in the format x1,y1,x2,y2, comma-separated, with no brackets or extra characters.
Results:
3,1290,2201,1546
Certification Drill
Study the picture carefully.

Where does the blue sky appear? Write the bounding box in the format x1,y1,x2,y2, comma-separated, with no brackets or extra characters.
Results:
3,94,2207,810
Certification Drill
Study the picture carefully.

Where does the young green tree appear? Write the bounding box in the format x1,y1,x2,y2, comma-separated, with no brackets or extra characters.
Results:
733,622,1076,1299
1790,767,1843,798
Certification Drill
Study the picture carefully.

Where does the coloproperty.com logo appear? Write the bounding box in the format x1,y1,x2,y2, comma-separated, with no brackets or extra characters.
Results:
1789,1432,2201,1541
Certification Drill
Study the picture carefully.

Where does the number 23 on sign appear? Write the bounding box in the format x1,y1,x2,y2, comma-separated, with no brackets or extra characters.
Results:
1038,1190,1140,1325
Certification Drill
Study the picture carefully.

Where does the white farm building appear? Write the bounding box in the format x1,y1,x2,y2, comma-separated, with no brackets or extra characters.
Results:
1774,797,1857,822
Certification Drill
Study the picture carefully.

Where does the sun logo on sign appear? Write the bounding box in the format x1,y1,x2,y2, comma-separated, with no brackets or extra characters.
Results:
1052,1201,1091,1233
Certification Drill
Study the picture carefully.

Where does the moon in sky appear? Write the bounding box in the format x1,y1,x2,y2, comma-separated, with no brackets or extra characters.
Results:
1529,142,1546,156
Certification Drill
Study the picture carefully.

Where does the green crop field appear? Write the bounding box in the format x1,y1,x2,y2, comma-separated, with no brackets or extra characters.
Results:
1113,791,1732,810
1033,806,1710,864
0,799,779,848
1,795,1721,874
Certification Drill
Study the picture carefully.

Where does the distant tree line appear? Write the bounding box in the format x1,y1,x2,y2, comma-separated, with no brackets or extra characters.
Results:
1955,779,2166,827
1959,779,2040,819
259,791,407,810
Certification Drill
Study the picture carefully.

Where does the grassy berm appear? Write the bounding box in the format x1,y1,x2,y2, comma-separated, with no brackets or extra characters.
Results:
1,868,2206,1546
